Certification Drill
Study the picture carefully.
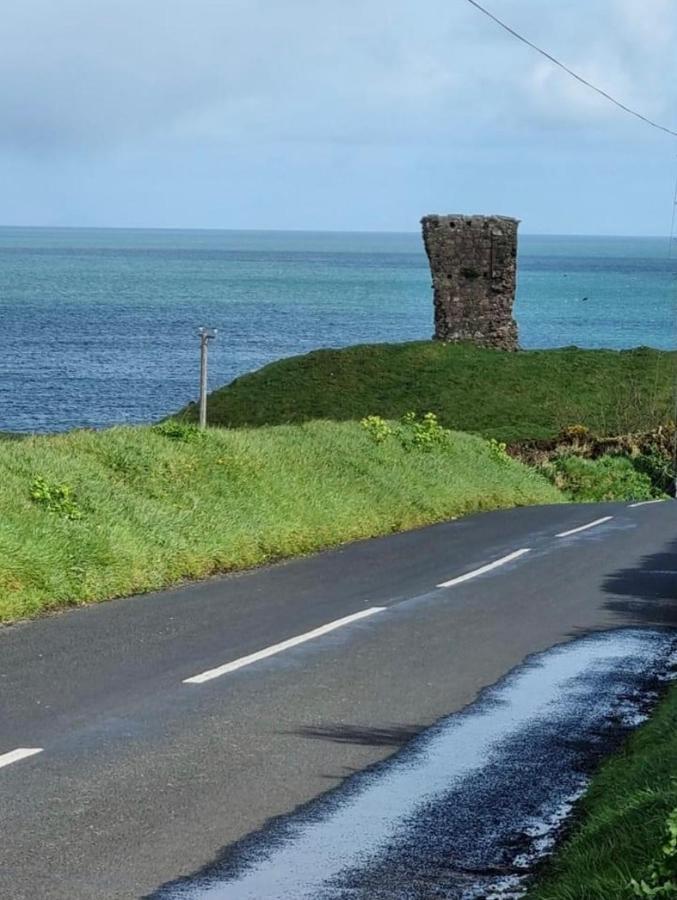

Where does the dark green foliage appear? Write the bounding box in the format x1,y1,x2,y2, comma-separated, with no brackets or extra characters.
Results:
175,342,675,443
152,421,206,443
542,454,660,502
634,448,674,496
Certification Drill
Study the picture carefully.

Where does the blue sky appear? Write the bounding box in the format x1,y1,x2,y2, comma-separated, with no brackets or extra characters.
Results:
1,0,676,235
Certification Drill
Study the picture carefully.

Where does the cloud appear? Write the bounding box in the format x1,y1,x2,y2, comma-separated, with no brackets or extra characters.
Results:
519,0,677,131
1,0,675,157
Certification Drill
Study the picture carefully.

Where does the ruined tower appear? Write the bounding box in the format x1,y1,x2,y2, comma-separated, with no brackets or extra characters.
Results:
421,214,519,350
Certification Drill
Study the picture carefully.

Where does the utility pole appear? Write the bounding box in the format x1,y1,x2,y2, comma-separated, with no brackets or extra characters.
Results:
198,327,217,429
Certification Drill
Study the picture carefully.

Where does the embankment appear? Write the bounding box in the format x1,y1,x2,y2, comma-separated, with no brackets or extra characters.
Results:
0,419,560,622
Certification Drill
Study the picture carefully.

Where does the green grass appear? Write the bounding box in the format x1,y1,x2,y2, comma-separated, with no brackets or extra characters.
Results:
177,342,675,443
0,431,27,441
0,419,561,623
528,683,677,899
542,454,662,503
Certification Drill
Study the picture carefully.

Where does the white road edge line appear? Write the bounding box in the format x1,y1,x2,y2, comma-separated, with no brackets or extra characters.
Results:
437,548,531,589
556,516,613,538
629,499,667,508
184,607,386,684
0,748,43,770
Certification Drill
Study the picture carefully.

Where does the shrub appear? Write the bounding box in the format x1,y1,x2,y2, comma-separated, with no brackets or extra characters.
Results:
542,454,658,503
362,412,450,452
488,438,510,464
633,446,674,496
360,415,394,444
560,424,592,442
29,476,83,520
397,412,449,452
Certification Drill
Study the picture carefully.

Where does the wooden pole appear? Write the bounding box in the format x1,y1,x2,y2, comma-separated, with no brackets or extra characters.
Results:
198,327,217,429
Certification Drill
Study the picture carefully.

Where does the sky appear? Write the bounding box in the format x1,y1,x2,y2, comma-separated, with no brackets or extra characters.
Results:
1,0,676,235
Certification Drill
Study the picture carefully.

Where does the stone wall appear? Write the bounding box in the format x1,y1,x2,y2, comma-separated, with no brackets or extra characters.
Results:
421,214,519,350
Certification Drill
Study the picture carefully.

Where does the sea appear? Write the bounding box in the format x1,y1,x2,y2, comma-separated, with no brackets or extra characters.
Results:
0,227,674,434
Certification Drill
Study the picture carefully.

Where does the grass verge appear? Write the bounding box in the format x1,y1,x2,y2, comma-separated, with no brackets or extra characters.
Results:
527,682,677,899
0,419,561,623
176,342,675,443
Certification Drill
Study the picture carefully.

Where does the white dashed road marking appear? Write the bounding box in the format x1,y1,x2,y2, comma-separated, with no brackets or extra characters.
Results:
184,607,386,684
556,516,613,538
437,548,531,589
0,748,43,770
12,503,669,760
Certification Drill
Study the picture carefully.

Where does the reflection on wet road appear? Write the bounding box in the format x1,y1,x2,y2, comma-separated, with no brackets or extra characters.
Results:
152,629,676,900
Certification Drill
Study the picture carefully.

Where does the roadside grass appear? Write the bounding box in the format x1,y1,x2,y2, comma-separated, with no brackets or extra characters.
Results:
527,682,677,900
0,419,561,623
175,342,675,443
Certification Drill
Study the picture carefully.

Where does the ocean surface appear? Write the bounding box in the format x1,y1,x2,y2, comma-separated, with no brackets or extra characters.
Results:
0,227,674,433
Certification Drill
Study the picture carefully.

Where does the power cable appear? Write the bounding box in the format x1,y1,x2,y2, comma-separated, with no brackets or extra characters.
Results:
465,0,677,493
463,0,677,139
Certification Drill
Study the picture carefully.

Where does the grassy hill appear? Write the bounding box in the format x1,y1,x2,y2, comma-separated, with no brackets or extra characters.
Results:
0,419,561,622
177,342,675,443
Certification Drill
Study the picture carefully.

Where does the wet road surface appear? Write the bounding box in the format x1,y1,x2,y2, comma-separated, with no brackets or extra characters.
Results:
152,630,676,899
1,500,676,898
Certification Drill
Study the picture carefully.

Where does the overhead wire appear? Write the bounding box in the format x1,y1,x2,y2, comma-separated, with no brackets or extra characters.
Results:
463,0,677,492
462,0,677,139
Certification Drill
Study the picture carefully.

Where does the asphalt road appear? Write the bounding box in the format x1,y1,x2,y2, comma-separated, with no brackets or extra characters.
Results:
1,500,676,899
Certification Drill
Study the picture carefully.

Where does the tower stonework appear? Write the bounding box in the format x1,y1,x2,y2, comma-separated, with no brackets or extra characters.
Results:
421,214,519,350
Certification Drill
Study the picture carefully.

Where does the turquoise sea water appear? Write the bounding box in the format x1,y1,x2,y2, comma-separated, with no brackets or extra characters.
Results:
0,227,674,433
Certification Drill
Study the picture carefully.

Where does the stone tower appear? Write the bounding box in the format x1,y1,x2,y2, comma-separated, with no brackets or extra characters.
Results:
421,214,519,350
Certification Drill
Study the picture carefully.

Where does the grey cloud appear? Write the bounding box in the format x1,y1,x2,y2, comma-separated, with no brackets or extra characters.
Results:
1,0,675,155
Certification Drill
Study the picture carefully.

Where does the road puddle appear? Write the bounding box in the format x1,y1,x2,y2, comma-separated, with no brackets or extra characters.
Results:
153,629,675,899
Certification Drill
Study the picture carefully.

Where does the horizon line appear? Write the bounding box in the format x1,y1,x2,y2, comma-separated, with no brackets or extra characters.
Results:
0,223,672,240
